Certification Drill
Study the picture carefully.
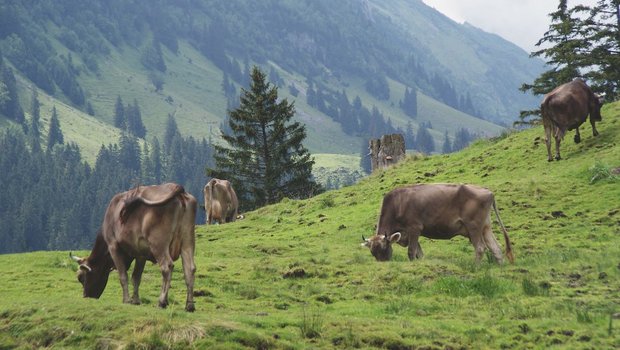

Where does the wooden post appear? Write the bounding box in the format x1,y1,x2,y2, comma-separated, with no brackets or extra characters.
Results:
369,133,406,172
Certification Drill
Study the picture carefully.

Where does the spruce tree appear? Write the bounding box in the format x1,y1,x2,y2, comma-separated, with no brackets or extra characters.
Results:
46,106,64,151
29,88,41,152
442,130,452,154
113,95,126,129
209,66,318,209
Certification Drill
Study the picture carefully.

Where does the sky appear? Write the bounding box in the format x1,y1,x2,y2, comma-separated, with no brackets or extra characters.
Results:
421,0,598,52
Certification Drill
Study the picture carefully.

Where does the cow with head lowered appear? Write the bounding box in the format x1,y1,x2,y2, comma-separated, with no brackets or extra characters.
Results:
362,184,514,264
203,178,238,224
540,78,603,161
71,183,198,312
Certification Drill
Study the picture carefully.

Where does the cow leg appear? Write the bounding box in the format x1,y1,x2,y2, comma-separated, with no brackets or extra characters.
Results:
181,247,197,312
574,127,581,144
544,127,553,162
108,245,131,304
157,254,174,309
591,119,599,137
482,223,504,264
130,258,146,305
554,136,562,161
465,224,486,263
407,232,423,260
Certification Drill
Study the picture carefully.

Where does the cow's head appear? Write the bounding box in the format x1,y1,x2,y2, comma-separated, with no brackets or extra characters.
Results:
70,252,112,299
361,233,401,261
589,93,604,122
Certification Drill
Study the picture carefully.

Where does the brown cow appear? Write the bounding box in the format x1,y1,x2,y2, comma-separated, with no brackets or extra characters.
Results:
70,183,197,312
362,184,514,264
203,178,238,224
540,79,603,161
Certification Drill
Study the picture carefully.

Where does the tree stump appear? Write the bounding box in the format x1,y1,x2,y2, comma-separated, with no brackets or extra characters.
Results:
369,134,406,172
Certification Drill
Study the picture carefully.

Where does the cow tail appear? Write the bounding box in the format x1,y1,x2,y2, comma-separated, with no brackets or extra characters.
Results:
492,199,514,264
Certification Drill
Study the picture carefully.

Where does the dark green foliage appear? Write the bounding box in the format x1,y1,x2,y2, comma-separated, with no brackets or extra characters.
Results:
364,73,390,100
520,1,620,124
416,123,435,154
126,99,146,138
46,107,64,150
140,39,166,72
0,62,25,124
452,128,474,152
0,120,214,253
113,95,125,129
400,87,417,118
442,130,452,154
210,67,319,210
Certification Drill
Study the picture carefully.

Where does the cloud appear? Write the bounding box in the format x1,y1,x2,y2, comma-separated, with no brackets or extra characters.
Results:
421,0,598,52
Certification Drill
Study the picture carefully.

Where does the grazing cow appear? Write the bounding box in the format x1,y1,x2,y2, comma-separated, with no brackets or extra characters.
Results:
362,184,514,264
540,79,603,161
71,183,197,312
203,178,238,225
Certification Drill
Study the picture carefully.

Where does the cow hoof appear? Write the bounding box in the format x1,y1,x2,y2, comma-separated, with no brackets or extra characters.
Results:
547,158,554,162
158,301,168,309
593,131,599,137
574,134,581,143
186,303,195,312
555,156,562,161
130,299,141,305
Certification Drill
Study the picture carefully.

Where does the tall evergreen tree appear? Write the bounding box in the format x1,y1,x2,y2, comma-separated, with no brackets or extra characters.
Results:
416,124,435,154
209,66,318,209
113,95,126,129
442,130,452,154
46,106,64,150
401,87,418,118
0,63,25,124
164,113,180,151
126,99,146,138
29,88,41,152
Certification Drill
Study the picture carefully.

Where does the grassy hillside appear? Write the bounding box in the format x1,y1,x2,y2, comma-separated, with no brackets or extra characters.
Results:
1,103,618,349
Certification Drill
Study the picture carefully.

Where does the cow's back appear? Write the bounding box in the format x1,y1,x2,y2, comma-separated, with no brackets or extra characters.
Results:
103,184,196,262
542,80,591,130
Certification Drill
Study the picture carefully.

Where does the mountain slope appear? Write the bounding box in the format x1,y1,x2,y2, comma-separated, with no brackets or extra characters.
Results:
1,103,617,349
1,0,543,162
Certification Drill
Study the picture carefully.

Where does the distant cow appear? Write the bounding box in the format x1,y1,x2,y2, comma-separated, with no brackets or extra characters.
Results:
204,178,238,224
540,79,603,161
71,183,197,312
362,184,514,264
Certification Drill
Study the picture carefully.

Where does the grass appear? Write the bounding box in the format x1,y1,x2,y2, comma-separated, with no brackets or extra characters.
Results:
0,103,619,349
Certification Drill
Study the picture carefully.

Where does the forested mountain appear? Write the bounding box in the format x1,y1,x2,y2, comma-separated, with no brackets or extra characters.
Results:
0,0,545,253
0,0,541,157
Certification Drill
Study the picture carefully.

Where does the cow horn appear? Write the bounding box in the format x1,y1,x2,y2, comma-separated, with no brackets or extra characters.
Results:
79,264,92,272
69,251,82,262
361,235,366,242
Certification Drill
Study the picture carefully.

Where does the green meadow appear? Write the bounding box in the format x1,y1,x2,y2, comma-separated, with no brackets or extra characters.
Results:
1,103,619,349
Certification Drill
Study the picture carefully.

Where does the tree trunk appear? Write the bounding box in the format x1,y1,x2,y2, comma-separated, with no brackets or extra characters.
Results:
369,133,406,172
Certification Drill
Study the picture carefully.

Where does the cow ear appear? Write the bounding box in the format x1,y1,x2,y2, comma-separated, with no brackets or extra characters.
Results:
388,232,401,243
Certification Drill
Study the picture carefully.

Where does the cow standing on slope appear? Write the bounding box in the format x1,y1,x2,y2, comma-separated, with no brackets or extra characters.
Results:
540,78,603,161
204,178,238,224
362,184,514,264
71,183,198,312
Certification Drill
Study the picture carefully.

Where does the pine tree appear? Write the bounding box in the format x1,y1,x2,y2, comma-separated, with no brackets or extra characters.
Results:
442,130,452,154
416,124,435,154
29,88,41,152
0,64,25,124
126,99,146,138
164,113,180,151
209,66,318,209
47,106,64,151
113,95,126,129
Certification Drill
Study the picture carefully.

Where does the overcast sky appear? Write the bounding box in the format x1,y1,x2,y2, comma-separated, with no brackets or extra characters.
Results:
421,0,598,52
